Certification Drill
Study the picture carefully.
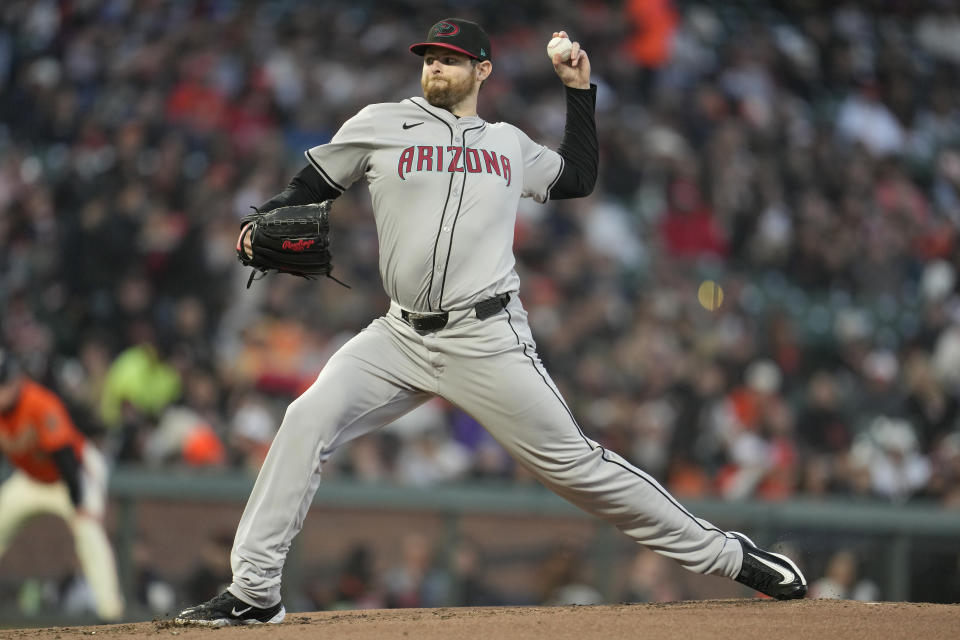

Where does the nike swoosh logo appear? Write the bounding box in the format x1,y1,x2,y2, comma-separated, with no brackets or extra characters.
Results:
749,553,795,585
402,122,424,130
231,605,253,616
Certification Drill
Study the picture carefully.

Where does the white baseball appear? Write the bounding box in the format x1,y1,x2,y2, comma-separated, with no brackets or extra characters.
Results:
547,36,572,62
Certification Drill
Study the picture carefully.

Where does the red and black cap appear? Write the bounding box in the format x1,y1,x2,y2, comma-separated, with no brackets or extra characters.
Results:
409,18,491,62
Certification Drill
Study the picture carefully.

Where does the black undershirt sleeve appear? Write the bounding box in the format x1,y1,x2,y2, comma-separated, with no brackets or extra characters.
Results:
257,164,341,212
261,88,596,208
50,446,82,508
549,84,599,200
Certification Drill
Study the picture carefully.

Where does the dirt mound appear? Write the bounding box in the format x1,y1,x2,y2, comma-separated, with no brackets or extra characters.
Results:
3,600,958,640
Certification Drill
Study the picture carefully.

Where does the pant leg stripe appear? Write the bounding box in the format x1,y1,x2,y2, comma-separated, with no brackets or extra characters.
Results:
503,306,730,538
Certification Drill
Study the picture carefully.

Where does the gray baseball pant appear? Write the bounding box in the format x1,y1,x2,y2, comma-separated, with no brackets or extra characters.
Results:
228,295,742,607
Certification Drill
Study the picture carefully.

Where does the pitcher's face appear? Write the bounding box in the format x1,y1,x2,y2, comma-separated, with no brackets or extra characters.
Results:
421,48,479,110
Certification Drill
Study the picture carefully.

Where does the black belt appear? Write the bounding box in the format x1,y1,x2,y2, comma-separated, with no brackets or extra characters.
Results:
401,293,511,335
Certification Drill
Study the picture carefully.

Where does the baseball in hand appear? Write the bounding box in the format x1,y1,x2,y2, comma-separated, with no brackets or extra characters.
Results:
547,36,572,62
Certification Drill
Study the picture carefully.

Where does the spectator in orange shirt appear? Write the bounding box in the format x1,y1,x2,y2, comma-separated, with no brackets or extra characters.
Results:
0,348,124,621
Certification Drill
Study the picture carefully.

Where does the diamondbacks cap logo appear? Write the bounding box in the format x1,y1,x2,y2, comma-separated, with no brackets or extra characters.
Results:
432,21,459,37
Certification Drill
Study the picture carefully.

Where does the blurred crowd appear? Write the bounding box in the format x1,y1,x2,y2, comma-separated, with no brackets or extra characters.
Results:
2,0,960,523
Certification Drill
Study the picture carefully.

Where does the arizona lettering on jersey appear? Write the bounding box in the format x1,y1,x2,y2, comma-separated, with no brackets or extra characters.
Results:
397,145,512,185
305,96,562,312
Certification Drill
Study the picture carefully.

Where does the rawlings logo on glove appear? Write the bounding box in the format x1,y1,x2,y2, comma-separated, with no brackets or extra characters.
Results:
281,238,316,252
237,201,348,289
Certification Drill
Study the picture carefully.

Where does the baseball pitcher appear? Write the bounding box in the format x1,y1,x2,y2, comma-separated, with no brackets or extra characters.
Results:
176,19,805,626
0,349,124,621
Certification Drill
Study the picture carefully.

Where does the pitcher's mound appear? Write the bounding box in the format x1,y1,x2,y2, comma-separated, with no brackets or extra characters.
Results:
8,599,960,640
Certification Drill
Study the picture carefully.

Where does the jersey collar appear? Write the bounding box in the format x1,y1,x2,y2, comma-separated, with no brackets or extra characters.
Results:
409,97,485,128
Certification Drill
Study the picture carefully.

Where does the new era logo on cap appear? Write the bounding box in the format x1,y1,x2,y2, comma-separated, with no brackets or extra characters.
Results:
410,18,491,61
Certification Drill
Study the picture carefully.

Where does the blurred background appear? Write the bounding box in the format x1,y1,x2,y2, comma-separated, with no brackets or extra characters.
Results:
2,0,960,626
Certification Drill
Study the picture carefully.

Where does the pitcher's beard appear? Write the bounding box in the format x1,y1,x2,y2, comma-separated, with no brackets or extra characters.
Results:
422,74,476,110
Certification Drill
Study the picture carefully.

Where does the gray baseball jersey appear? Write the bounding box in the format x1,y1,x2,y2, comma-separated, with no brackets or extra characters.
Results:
227,96,743,608
305,97,563,312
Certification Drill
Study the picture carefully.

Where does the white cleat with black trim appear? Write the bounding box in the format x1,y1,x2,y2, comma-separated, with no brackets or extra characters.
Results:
174,590,286,626
730,531,807,600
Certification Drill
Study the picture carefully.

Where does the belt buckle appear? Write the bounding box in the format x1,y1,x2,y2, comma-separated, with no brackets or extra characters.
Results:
405,311,448,335
407,312,433,324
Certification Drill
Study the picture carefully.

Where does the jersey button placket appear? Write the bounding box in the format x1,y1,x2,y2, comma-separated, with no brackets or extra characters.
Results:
452,128,464,197
431,123,470,309
452,130,462,201
451,132,462,197
432,168,455,296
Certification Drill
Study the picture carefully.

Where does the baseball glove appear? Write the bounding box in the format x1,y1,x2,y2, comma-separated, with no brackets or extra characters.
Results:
237,201,348,288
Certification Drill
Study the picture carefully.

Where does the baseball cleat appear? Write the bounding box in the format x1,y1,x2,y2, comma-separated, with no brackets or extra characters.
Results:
730,531,807,600
174,590,285,626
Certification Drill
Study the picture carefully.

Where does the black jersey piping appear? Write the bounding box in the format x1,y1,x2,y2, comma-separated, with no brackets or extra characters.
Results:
543,155,565,204
437,122,486,309
305,149,346,193
502,305,731,538
408,98,456,312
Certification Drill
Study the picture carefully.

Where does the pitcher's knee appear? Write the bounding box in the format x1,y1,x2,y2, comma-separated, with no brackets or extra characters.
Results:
277,394,341,445
529,446,605,486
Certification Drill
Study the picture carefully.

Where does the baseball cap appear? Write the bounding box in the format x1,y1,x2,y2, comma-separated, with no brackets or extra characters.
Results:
409,18,491,62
